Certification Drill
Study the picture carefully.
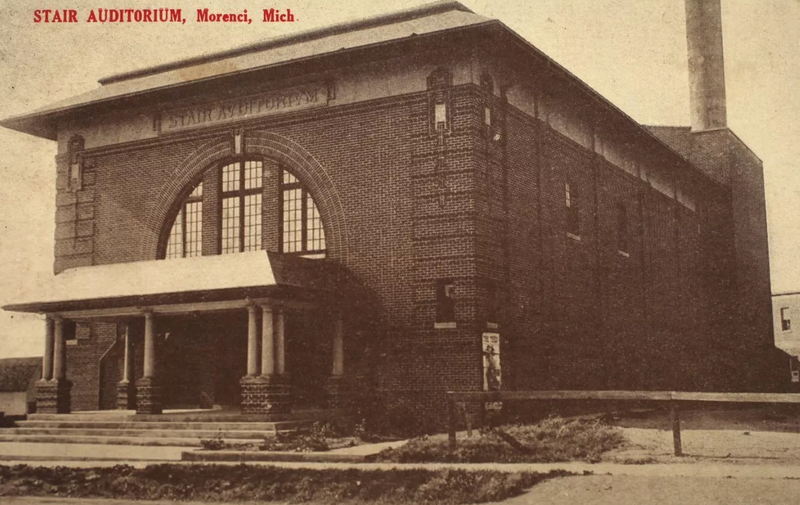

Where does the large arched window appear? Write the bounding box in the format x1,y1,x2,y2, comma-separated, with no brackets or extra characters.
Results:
164,181,203,259
160,159,326,259
280,169,326,255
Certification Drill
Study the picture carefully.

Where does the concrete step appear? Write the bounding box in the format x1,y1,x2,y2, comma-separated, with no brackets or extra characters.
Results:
5,427,290,440
0,433,262,447
16,420,312,431
26,409,342,423
4,410,341,447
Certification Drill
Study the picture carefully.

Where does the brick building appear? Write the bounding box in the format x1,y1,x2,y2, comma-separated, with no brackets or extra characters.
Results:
773,292,800,388
0,1,783,419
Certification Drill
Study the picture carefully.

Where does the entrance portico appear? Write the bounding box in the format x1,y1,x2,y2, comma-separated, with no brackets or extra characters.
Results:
4,251,365,416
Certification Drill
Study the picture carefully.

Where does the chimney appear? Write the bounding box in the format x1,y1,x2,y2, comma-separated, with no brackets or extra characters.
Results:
685,0,727,131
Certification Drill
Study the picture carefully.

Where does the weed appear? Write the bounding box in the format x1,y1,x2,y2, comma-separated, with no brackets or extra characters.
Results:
377,415,626,463
199,430,226,451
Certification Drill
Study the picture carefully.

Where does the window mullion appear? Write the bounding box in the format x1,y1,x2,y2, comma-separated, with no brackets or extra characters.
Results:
181,205,187,258
301,188,308,252
239,162,245,252
278,174,285,252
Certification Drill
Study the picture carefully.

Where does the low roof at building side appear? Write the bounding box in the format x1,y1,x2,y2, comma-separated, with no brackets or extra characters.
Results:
0,357,41,393
0,1,713,184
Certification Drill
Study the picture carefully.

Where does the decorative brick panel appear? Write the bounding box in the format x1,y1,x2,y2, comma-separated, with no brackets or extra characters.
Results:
36,379,71,414
240,375,292,414
117,381,135,410
135,376,162,415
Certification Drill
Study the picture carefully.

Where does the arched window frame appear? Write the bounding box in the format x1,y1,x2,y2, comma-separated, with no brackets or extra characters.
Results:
279,168,326,256
162,180,203,259
159,159,327,260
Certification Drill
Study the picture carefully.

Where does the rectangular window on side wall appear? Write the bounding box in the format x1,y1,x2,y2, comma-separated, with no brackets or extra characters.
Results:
782,307,792,332
616,203,629,256
565,182,580,239
435,279,456,328
69,161,82,191
64,321,78,346
434,102,447,131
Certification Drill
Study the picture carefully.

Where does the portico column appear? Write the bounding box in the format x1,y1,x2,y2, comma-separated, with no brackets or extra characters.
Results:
121,324,132,383
42,317,54,380
325,314,350,408
117,323,134,410
240,304,290,415
261,306,274,376
276,309,286,375
142,311,155,378
246,305,259,376
52,317,65,380
136,311,161,414
36,315,71,413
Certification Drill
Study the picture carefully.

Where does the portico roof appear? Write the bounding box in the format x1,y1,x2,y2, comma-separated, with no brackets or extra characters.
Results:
2,251,346,314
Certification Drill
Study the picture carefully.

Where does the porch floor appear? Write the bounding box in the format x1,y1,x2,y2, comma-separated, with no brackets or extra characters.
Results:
28,406,347,422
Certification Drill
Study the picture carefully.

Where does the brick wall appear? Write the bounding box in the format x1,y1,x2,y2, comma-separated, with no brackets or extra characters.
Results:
499,99,771,395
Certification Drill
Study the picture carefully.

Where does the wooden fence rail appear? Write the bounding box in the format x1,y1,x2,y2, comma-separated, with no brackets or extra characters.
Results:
446,390,800,456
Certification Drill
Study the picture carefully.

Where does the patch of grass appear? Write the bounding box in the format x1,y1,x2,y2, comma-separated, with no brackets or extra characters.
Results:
200,421,366,452
0,464,569,504
376,416,625,463
618,456,657,465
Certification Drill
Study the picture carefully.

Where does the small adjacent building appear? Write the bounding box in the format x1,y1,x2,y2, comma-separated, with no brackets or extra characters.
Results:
773,292,800,385
0,357,41,417
0,1,784,421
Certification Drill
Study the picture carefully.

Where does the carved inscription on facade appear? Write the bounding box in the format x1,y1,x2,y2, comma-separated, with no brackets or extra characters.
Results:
159,82,331,133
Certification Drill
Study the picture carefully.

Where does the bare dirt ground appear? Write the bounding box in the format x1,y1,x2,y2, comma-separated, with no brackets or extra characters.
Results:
498,407,800,504
603,406,800,464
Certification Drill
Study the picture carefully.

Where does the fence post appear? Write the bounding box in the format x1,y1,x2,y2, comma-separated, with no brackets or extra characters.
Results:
447,394,457,451
670,401,682,456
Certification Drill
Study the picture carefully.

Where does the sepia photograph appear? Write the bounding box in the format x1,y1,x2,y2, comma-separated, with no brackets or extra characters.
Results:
0,0,799,503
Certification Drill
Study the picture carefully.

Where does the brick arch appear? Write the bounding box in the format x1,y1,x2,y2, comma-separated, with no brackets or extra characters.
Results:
245,130,350,262
141,137,232,259
141,132,350,262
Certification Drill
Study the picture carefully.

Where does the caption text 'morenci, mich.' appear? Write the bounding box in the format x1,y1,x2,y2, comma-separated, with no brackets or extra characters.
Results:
33,8,297,24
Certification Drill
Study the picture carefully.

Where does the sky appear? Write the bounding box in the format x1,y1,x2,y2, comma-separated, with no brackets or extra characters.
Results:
0,0,798,358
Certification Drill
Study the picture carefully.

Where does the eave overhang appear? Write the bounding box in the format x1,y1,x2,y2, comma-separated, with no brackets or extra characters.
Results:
2,251,342,315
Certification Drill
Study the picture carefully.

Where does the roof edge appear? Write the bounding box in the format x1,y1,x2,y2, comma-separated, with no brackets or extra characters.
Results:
0,19,497,140
495,24,718,184
99,1,473,85
774,291,800,297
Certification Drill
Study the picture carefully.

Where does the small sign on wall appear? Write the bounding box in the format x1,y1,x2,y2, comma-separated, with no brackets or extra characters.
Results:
482,332,501,391
791,370,799,383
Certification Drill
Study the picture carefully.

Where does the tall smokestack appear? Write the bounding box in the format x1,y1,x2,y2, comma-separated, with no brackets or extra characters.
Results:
685,0,727,131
